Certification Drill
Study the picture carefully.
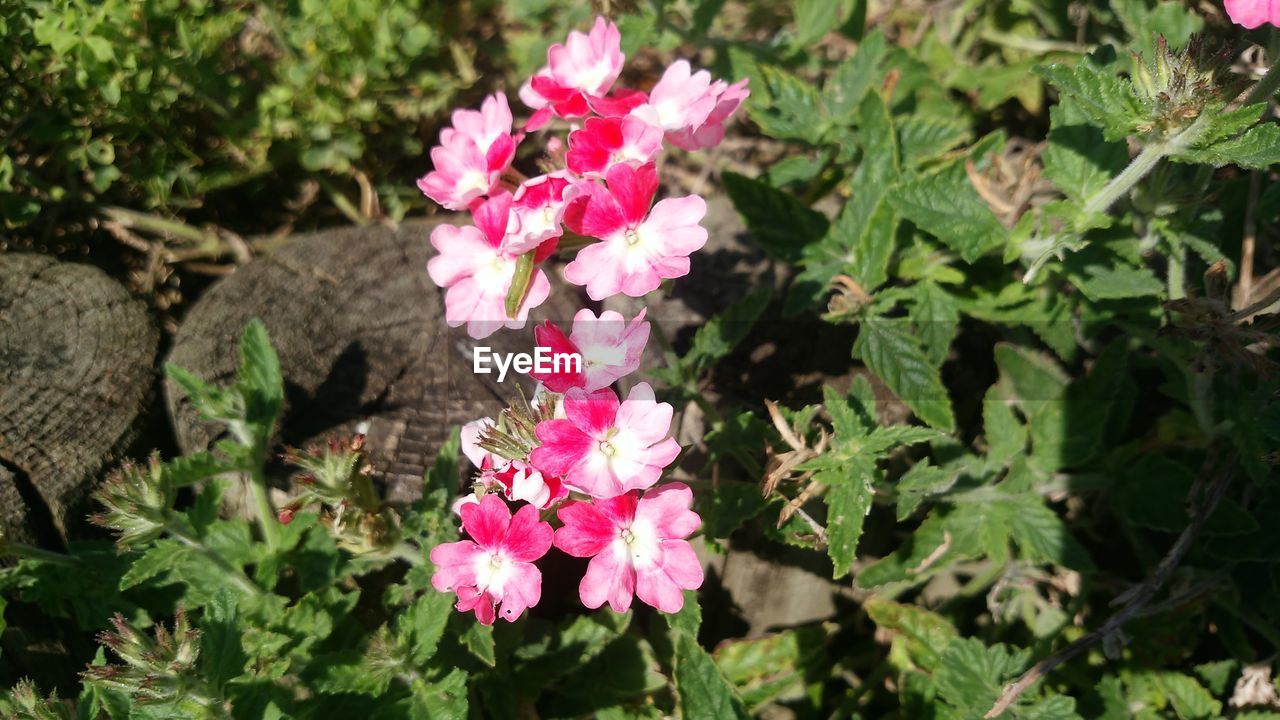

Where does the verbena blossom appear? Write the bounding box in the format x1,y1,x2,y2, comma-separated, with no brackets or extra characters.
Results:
421,15,746,622
417,93,517,210
430,494,553,625
562,163,708,300
530,308,650,392
520,17,626,130
554,483,703,613
529,382,680,498
426,192,550,339
566,116,664,176
1225,0,1280,28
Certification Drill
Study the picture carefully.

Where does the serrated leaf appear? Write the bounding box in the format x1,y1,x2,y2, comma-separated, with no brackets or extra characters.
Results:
1065,257,1164,300
238,319,284,445
1035,48,1147,142
792,0,843,49
201,591,247,694
409,669,468,720
1153,672,1221,720
823,31,887,118
895,461,956,520
1008,495,1096,571
402,592,453,665
119,540,189,590
722,171,830,262
674,632,750,720
983,384,1027,467
1174,121,1280,169
934,638,1029,714
854,319,955,431
460,620,496,667
912,281,959,366
864,598,958,672
898,115,972,168
1043,99,1128,203
746,65,827,143
890,161,1007,263
825,477,874,578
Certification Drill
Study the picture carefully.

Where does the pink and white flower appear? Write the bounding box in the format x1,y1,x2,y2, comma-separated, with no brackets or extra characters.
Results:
529,382,680,498
417,93,517,210
566,116,664,176
1225,0,1280,28
458,418,565,509
521,17,625,130
668,78,749,151
508,172,574,254
430,493,553,625
554,483,704,613
426,192,551,339
562,162,707,300
630,61,716,135
530,308,650,393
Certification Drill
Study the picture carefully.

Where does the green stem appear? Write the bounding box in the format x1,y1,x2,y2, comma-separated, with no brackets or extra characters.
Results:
248,468,281,551
1080,114,1212,218
1167,242,1186,300
2,542,81,567
388,541,425,566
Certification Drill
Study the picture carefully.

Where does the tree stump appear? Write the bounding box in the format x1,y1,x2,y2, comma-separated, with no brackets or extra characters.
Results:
0,254,158,546
165,221,586,503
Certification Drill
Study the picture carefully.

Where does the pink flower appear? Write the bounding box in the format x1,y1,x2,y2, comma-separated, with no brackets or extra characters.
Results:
508,173,573,254
566,116,664,176
1225,0,1280,27
667,78,749,151
529,382,680,498
562,163,707,300
521,17,624,129
530,308,650,392
630,61,716,134
417,93,517,210
554,483,704,613
426,192,551,339
430,494,553,625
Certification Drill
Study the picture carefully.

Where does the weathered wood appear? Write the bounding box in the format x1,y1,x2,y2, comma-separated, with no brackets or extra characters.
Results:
0,253,158,545
165,221,558,502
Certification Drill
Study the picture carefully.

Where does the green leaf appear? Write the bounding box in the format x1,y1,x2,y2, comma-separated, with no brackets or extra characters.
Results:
1065,256,1164,301
119,540,189,590
1008,495,1096,571
667,590,703,638
854,319,955,431
825,477,874,578
897,116,972,168
792,0,843,49
1035,48,1147,142
722,171,830,262
401,592,453,665
745,66,827,144
1042,99,1128,204
685,286,772,376
934,638,1028,714
1174,121,1280,169
713,627,827,710
200,591,247,694
460,620,496,667
823,30,887,118
890,161,1007,263
983,384,1027,467
408,669,468,720
238,319,284,442
674,632,750,720
912,281,959,366
0,596,6,660
895,461,955,521
864,598,958,672
1115,455,1259,536
1153,672,1221,720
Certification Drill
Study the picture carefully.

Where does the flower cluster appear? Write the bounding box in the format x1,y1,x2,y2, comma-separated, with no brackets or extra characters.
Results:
419,15,748,338
422,16,746,624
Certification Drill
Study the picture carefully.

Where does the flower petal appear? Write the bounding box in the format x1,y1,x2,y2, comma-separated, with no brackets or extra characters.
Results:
459,493,512,549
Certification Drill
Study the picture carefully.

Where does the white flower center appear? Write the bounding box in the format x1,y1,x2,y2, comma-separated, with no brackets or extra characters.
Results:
615,517,660,567
473,550,515,594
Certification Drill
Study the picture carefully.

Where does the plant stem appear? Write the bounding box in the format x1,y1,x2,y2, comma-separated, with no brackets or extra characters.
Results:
1167,243,1186,300
2,542,81,567
248,468,282,551
1079,113,1212,218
